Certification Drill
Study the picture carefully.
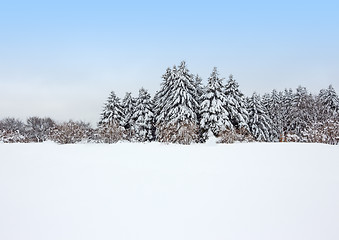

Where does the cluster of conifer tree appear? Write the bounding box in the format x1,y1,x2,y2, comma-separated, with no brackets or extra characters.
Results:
97,61,339,145
1,61,338,144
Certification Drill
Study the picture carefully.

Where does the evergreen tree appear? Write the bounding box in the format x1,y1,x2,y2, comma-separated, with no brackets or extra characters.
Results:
98,91,125,143
194,74,205,142
306,85,339,144
122,92,136,140
290,86,314,138
224,74,249,133
156,61,199,144
318,85,339,119
247,93,272,141
281,88,293,136
154,66,176,133
132,88,154,142
261,93,271,112
200,67,232,139
267,89,282,140
194,74,204,106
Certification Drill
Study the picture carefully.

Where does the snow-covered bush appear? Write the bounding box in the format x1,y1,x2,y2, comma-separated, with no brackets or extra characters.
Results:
25,117,55,142
0,118,28,143
218,128,254,144
303,120,339,145
51,121,93,144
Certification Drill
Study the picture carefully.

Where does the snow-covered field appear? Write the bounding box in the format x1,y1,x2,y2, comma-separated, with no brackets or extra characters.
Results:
0,142,338,240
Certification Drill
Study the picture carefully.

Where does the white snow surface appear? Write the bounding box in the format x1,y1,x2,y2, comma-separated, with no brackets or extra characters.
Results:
1,142,339,240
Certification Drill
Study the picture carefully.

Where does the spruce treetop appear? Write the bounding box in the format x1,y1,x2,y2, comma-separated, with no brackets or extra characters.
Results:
99,91,125,127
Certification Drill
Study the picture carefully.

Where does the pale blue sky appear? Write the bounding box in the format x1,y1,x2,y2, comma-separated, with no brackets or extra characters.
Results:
0,0,338,125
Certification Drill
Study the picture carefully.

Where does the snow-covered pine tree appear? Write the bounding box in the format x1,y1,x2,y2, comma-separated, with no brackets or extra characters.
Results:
261,93,271,111
98,91,125,143
266,89,282,141
154,66,176,139
247,93,272,141
200,67,232,140
280,88,293,139
154,68,171,117
318,85,339,120
194,74,205,142
305,85,339,145
289,86,314,141
308,93,318,122
122,92,136,140
278,90,285,129
194,74,204,106
224,74,249,135
157,61,199,144
132,88,154,142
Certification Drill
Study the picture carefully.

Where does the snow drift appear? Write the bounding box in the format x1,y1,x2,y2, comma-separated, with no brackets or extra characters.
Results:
0,142,338,240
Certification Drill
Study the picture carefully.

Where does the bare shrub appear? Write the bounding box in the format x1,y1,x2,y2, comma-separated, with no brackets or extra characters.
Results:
0,118,28,143
156,122,198,145
97,122,124,144
26,117,55,142
218,128,254,144
51,120,93,144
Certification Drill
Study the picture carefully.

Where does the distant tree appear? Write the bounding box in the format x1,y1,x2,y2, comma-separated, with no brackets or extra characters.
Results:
98,91,125,143
261,93,271,111
302,85,339,145
154,66,176,139
224,74,249,135
289,86,314,139
193,74,205,142
0,118,27,143
0,118,25,132
132,88,154,142
280,88,293,137
122,92,136,140
318,85,339,120
262,90,282,141
200,67,232,140
194,74,204,109
303,117,339,145
156,62,199,144
247,93,272,141
25,117,55,142
164,61,199,144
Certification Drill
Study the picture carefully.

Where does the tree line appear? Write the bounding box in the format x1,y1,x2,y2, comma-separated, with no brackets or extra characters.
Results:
1,61,338,144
